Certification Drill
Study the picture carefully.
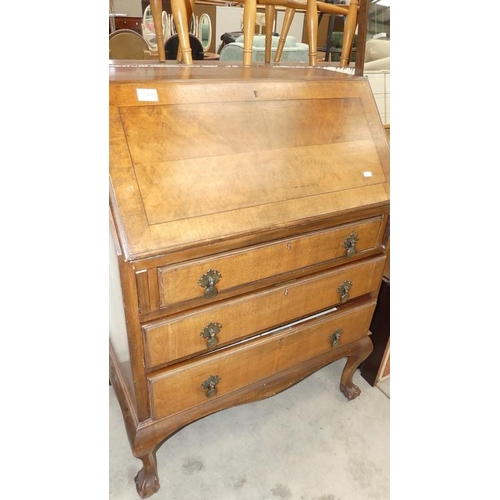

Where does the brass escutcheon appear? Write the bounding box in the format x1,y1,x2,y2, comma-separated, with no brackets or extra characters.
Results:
343,232,359,258
200,322,222,349
201,375,220,398
198,269,222,299
329,328,343,346
337,280,353,304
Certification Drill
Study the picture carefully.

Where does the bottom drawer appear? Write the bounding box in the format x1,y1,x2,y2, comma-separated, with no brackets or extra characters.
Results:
148,298,377,420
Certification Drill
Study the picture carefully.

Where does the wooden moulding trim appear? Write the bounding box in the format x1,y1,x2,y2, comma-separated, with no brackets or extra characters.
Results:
128,206,390,272
140,247,386,323
109,342,139,448
131,336,371,456
377,339,390,383
118,196,390,263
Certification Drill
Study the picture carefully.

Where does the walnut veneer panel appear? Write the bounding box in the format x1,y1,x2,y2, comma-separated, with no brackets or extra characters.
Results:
144,254,385,367
157,217,385,310
109,65,389,261
148,298,377,419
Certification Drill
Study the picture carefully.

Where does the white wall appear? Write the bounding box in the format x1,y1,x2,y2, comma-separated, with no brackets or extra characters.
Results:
111,0,142,17
364,71,390,124
214,5,244,51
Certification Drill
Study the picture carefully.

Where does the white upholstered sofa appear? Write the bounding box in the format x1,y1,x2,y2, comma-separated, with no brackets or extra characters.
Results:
219,34,309,62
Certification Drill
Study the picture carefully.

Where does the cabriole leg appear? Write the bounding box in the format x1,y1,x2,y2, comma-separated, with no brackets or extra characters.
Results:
340,336,373,400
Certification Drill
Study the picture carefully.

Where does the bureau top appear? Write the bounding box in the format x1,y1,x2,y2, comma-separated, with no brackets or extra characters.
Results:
109,64,390,261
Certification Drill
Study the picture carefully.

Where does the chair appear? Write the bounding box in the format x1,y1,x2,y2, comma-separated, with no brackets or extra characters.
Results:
198,13,213,53
238,0,318,66
249,0,369,73
142,4,169,52
272,0,360,67
147,0,368,73
164,33,205,61
109,29,152,60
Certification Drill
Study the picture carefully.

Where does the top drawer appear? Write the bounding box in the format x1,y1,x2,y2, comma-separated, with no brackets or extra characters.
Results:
155,217,386,311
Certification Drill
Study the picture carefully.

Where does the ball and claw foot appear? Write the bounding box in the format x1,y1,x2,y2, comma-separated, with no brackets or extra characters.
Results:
134,453,160,498
340,382,362,400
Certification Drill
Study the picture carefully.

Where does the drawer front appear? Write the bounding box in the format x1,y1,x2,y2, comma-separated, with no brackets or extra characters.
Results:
157,217,385,310
113,17,143,33
148,298,377,420
144,254,385,368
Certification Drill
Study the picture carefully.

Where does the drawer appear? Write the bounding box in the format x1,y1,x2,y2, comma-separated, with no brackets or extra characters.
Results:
113,17,143,33
143,254,386,368
148,298,377,420
157,217,386,310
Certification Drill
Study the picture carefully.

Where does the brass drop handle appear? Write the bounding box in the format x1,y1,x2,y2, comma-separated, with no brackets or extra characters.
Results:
328,328,343,346
200,322,222,349
198,269,222,299
343,232,359,258
201,375,220,398
337,280,353,304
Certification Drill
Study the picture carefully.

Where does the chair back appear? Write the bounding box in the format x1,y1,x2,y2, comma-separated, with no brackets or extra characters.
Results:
109,30,152,60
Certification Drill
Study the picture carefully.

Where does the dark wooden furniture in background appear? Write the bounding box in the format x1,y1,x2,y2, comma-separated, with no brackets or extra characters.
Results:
360,275,390,387
112,16,143,33
109,63,390,498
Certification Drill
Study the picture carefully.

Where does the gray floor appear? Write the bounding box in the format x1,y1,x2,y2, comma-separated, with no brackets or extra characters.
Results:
109,362,390,500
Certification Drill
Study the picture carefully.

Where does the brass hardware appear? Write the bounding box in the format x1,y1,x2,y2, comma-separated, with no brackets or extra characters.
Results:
343,233,359,258
329,328,343,346
200,322,222,349
201,375,220,398
198,269,222,299
337,280,353,303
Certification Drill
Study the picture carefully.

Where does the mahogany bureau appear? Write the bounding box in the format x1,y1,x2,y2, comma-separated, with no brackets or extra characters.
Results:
109,63,390,498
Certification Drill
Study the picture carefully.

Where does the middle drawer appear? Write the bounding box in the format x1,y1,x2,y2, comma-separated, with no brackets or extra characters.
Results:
147,297,378,420
143,254,385,368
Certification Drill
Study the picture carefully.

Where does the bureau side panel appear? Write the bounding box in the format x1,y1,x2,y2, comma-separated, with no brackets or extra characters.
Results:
110,232,128,363
109,230,135,399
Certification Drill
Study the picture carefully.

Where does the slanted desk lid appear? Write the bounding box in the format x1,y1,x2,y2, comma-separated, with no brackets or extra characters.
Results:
109,65,390,261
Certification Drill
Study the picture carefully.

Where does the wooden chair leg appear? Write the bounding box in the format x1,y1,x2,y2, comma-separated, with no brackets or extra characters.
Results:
354,0,368,75
171,0,193,64
149,0,166,62
176,0,195,62
243,0,257,65
339,0,358,67
264,5,275,63
274,7,295,62
305,0,318,65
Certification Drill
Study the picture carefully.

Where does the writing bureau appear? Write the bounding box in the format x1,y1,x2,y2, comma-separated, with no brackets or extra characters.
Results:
109,63,390,498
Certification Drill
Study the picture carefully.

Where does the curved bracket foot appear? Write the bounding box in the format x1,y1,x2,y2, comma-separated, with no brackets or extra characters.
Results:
339,336,373,401
134,452,160,498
